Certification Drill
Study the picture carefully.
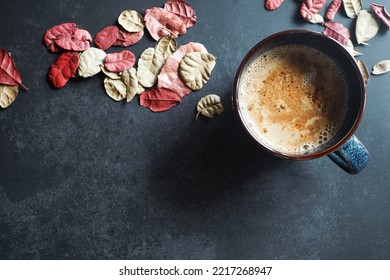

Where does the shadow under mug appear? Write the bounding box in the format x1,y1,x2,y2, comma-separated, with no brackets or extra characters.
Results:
232,29,370,175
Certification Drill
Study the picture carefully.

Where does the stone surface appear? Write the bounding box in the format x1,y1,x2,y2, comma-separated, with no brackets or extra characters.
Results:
1,0,390,259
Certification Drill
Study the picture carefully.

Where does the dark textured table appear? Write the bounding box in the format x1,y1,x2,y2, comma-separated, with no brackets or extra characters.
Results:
1,0,389,259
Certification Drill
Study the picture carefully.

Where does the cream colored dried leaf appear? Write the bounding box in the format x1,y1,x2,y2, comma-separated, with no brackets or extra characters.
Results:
345,39,363,57
121,68,143,102
179,52,216,91
0,84,18,109
101,65,122,80
104,77,127,101
137,48,165,88
356,10,380,45
78,47,106,78
357,60,369,86
372,60,390,75
196,94,224,119
155,36,177,60
343,0,363,18
118,10,144,32
306,14,324,24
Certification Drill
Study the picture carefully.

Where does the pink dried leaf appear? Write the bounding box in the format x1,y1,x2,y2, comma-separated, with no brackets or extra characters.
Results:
55,28,92,51
370,3,390,30
164,0,197,28
0,48,27,90
157,42,207,97
140,87,182,112
325,0,342,21
94,26,120,50
144,7,187,41
43,23,77,52
323,22,351,46
265,0,285,11
300,0,326,20
113,29,144,47
104,50,136,73
48,51,79,89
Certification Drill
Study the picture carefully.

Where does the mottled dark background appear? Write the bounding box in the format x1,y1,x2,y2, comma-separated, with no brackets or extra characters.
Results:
0,0,389,259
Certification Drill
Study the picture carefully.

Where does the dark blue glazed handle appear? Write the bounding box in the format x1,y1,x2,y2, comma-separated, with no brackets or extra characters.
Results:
328,135,370,174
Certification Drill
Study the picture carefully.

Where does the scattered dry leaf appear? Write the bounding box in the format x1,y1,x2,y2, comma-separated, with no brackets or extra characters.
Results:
118,10,144,33
179,52,216,90
306,14,324,24
370,3,390,30
265,0,285,11
0,84,18,109
357,60,370,86
103,77,127,101
43,23,77,52
325,0,342,21
104,50,136,73
137,48,165,88
78,47,107,78
101,65,122,80
55,28,92,52
345,39,363,56
94,26,120,50
356,10,381,45
343,0,363,18
164,0,197,28
140,87,181,112
121,68,143,102
196,94,224,119
300,0,326,20
0,48,27,90
155,36,177,60
113,29,144,47
48,51,80,88
323,22,350,45
372,60,390,75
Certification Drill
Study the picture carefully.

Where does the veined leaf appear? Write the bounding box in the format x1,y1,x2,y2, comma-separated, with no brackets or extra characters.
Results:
357,60,369,86
78,47,106,78
118,10,144,33
356,10,380,45
140,87,181,112
343,0,363,18
196,94,224,119
370,3,390,30
0,84,18,109
155,36,177,61
137,48,165,88
372,60,390,75
164,0,197,28
103,77,127,101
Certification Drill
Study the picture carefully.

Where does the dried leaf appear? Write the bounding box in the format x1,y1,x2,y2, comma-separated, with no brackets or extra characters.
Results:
306,14,324,24
137,48,165,88
101,65,122,80
343,0,363,18
0,48,27,90
356,10,381,45
78,47,106,78
155,36,177,60
103,77,127,101
113,29,144,47
0,84,18,109
144,7,187,41
357,60,369,86
265,0,285,11
164,0,197,28
140,87,181,112
55,28,92,52
48,51,79,88
323,22,351,46
43,23,77,52
104,50,135,73
300,0,326,20
121,68,143,102
118,10,144,33
325,0,342,21
157,42,207,97
372,60,390,75
179,52,216,91
196,94,224,119
94,26,120,50
345,39,363,56
370,3,390,30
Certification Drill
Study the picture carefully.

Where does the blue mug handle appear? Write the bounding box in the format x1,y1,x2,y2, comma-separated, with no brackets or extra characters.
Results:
327,135,370,174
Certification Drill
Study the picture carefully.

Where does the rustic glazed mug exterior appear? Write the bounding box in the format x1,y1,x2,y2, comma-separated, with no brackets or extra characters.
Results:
233,30,370,174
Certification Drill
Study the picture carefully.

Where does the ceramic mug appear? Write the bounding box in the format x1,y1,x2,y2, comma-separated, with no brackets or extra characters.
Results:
232,29,370,174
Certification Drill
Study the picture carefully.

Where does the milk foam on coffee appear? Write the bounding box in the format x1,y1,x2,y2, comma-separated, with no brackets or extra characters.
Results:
238,44,348,154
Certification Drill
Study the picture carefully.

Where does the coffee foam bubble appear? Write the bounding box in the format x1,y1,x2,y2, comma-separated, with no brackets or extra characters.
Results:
238,44,348,155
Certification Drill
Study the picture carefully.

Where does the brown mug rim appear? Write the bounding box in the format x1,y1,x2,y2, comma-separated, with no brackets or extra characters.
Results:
232,29,366,160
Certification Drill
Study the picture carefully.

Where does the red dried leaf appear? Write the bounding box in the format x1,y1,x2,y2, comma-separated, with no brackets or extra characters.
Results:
43,23,77,52
0,48,27,90
164,0,197,28
104,50,136,72
371,3,390,30
55,28,92,51
323,22,350,46
113,29,144,47
48,51,79,88
265,0,285,11
94,26,120,50
144,7,187,41
157,42,207,97
325,0,342,21
140,87,181,112
300,0,326,20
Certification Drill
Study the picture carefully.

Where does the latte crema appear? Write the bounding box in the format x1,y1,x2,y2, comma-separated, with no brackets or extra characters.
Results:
238,44,348,154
